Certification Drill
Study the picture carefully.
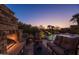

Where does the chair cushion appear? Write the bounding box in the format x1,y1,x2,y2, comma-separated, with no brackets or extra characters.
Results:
54,36,63,46
52,46,65,55
61,37,78,50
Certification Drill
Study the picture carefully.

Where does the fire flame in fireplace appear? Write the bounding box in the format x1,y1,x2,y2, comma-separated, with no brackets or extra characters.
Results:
7,33,18,43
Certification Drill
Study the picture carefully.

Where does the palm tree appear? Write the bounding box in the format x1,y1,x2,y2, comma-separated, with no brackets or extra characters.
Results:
47,25,51,29
51,26,54,29
70,13,79,25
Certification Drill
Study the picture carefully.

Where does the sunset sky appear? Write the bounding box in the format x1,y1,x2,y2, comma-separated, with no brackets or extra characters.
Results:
6,4,79,28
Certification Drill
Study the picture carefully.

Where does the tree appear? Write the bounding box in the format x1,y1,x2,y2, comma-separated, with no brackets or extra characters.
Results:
39,25,45,29
70,13,79,25
18,21,40,35
47,25,55,33
47,25,51,29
